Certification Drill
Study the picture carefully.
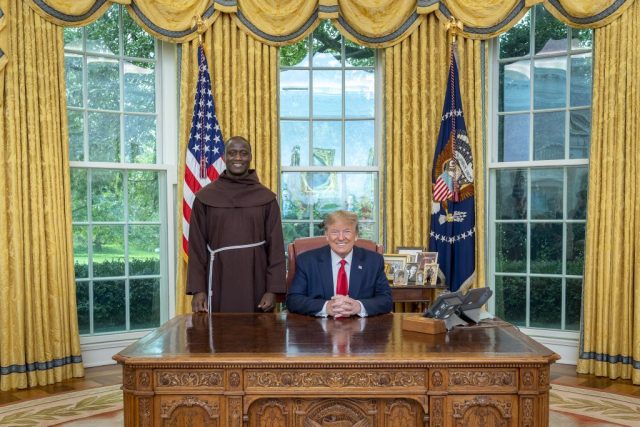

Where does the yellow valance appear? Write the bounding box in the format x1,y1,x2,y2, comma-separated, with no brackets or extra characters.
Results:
25,0,636,45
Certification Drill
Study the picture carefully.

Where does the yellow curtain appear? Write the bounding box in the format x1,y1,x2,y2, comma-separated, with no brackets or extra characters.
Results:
27,1,636,44
175,14,279,315
0,0,83,391
382,14,485,289
577,0,640,385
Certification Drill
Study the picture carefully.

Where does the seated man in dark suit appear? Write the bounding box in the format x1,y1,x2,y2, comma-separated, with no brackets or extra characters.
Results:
286,210,392,317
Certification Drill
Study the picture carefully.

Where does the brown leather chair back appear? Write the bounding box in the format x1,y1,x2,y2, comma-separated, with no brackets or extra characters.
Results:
286,236,384,290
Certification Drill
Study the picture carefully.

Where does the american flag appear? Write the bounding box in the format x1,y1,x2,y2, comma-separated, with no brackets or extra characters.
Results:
182,45,225,258
428,48,475,292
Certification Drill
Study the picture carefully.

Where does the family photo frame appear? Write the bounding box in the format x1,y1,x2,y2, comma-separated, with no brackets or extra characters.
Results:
383,254,410,280
396,246,423,263
423,263,439,286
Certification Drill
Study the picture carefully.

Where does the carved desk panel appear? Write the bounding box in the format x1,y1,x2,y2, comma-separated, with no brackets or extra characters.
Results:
114,313,558,426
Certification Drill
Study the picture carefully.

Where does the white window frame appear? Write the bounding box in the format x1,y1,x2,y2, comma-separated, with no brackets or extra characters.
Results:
486,11,591,364
279,28,382,242
64,11,178,365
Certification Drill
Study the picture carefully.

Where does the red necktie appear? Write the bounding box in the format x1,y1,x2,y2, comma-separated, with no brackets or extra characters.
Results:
336,259,348,295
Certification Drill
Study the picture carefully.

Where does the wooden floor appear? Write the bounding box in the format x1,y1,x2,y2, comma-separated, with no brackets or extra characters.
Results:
0,363,638,406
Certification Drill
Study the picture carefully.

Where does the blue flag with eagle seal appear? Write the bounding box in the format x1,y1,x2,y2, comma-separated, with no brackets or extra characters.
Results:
428,51,475,292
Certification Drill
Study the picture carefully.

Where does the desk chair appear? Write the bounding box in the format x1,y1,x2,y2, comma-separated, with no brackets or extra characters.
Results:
285,236,383,290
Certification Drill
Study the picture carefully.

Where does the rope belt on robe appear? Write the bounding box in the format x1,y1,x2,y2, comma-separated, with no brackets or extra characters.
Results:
206,241,266,312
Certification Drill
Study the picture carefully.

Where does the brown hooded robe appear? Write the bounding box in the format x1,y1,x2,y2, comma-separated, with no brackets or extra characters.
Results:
186,170,286,312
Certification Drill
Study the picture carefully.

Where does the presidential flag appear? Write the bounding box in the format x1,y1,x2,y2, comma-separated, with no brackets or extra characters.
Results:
182,45,225,259
428,50,475,292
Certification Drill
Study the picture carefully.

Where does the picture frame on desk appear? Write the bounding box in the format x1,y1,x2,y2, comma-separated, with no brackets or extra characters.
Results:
383,253,410,280
396,246,423,262
417,251,438,269
393,268,408,286
423,263,439,286
406,262,420,283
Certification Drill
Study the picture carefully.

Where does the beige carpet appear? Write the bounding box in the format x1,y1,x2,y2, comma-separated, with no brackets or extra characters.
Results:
0,384,639,426
0,385,122,426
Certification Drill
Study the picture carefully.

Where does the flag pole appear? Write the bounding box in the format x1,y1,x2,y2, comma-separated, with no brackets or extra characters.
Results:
446,17,463,201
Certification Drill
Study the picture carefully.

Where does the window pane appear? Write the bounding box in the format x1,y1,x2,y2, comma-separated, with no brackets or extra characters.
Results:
282,222,312,248
64,27,83,49
93,280,126,333
128,171,159,221
281,178,311,220
88,112,120,162
530,277,562,328
123,11,155,59
280,39,309,67
530,223,562,274
312,121,341,165
534,5,567,55
68,110,84,161
495,223,526,273
124,61,155,112
280,21,378,252
358,222,375,241
312,22,341,67
345,39,374,67
499,61,530,112
345,121,374,166
130,278,160,329
345,70,374,117
280,70,309,118
533,57,566,109
71,168,88,221
88,57,120,110
533,111,564,160
280,121,309,166
531,168,563,219
496,169,527,220
284,172,378,221
570,53,592,107
566,278,582,330
124,114,156,163
567,167,588,219
73,225,88,278
129,225,160,275
76,281,90,334
93,225,125,277
572,29,593,49
65,54,83,108
499,12,530,58
566,223,585,275
498,114,529,162
85,7,120,56
494,276,526,326
569,109,591,159
92,169,124,221
313,70,342,117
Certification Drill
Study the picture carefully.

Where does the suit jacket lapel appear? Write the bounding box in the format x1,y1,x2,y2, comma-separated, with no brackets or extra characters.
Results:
348,247,365,298
319,246,334,299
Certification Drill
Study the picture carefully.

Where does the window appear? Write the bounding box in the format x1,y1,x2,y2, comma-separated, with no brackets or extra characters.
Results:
489,5,592,332
64,6,172,336
279,21,380,245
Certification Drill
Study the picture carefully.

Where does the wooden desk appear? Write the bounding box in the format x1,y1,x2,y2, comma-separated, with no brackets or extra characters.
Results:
114,313,559,426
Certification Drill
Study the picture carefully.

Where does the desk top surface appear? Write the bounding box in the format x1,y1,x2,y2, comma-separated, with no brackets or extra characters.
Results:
114,313,557,365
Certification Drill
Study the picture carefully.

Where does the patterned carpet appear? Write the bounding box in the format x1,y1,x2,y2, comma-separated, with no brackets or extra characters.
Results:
0,384,638,426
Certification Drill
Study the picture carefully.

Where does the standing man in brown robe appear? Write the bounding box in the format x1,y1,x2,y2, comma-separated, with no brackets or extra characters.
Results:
187,136,286,312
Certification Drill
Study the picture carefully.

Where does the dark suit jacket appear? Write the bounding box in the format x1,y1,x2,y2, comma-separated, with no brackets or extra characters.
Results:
286,245,392,316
